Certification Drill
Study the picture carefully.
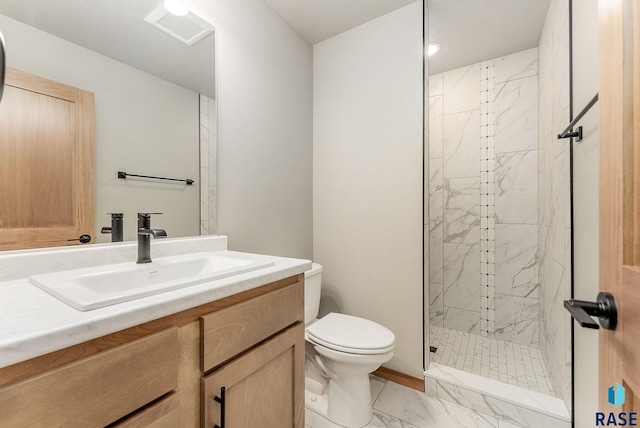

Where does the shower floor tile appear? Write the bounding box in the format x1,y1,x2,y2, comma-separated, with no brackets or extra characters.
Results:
429,325,555,396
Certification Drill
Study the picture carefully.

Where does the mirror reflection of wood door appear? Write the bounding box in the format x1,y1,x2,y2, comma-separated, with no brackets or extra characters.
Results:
0,68,94,250
599,0,640,412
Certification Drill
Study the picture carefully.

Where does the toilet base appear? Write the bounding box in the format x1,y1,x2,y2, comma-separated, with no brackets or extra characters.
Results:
304,376,374,428
305,389,330,421
305,388,374,428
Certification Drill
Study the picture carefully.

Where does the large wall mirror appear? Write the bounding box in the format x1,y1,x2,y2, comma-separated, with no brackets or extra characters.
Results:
0,0,217,250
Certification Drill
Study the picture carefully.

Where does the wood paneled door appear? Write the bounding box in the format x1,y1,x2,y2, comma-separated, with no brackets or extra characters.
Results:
0,68,95,250
599,0,640,412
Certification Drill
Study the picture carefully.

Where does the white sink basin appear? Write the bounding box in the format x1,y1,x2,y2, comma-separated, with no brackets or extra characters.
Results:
29,252,275,311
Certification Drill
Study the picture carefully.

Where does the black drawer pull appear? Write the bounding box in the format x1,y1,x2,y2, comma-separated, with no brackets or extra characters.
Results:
214,386,225,428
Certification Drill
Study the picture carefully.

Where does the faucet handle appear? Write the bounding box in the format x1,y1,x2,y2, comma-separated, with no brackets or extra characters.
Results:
138,212,162,223
107,212,123,219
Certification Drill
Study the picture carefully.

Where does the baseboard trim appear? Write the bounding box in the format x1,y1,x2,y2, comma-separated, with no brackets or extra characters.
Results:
373,366,425,392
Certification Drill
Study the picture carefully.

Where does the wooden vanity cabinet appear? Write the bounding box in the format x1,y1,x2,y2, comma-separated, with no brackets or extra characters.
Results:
199,280,305,428
0,274,305,428
0,328,179,428
201,324,304,428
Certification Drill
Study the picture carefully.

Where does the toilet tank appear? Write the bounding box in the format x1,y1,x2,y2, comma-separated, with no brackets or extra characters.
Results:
304,263,322,324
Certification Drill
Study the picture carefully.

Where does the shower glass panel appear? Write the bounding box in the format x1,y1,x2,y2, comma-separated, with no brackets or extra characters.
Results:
426,0,572,416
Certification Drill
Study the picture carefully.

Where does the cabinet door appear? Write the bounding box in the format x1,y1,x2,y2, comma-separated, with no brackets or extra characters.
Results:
201,323,304,428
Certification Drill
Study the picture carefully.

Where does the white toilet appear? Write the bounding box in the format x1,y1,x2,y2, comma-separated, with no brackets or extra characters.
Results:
304,263,395,428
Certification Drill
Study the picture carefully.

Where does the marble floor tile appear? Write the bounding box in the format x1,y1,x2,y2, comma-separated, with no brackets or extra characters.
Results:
371,377,387,403
306,376,560,428
429,326,553,396
367,411,422,428
374,381,498,428
305,408,421,428
306,376,416,428
498,421,523,428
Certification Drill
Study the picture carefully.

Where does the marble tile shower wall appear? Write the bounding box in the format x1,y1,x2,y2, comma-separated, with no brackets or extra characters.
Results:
429,48,539,347
537,0,572,411
199,95,218,235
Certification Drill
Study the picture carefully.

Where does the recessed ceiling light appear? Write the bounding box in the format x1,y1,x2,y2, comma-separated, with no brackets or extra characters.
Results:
164,0,189,16
427,43,441,57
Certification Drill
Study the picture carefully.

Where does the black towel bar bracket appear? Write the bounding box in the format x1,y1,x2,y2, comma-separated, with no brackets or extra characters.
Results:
117,171,194,185
557,93,598,142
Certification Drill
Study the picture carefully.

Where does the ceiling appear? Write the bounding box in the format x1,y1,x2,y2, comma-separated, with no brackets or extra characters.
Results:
0,0,216,98
265,0,552,75
428,0,551,74
264,0,416,45
0,0,553,93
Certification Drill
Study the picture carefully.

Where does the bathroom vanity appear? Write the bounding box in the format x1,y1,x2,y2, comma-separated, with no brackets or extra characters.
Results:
0,236,309,427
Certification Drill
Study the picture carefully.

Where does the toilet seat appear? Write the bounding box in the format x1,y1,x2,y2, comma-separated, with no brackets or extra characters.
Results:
306,313,395,355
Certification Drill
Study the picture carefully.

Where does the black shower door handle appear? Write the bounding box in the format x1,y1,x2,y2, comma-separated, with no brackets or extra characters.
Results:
563,292,617,330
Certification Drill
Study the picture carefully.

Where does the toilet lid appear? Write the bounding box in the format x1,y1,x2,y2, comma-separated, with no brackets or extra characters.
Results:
306,313,395,354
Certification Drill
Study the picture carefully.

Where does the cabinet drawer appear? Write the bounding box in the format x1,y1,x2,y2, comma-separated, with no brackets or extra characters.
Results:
201,281,303,372
0,328,178,428
110,393,180,428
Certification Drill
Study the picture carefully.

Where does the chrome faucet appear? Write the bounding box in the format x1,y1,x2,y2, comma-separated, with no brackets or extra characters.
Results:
137,213,167,264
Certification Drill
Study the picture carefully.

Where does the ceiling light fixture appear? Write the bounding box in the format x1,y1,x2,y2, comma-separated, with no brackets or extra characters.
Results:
427,43,441,57
164,0,189,16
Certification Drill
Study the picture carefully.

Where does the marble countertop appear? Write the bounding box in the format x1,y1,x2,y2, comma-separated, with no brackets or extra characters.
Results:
0,246,311,369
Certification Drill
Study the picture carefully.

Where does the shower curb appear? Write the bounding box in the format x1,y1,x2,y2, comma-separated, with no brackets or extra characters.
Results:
424,362,571,428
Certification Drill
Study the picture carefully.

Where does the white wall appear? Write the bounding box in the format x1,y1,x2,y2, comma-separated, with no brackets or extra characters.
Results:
313,2,424,377
188,0,313,260
572,0,600,424
0,13,201,243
